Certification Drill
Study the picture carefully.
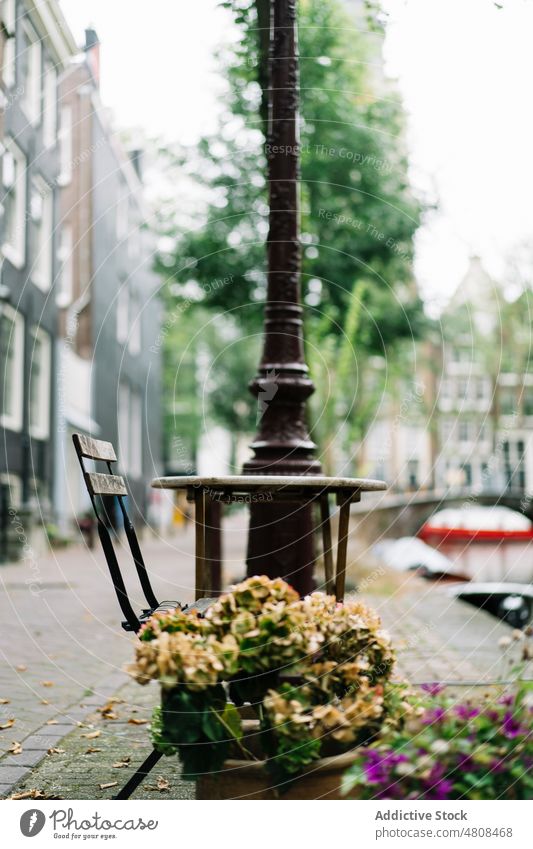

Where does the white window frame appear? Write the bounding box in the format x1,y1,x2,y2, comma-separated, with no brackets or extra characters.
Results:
2,0,16,88
129,390,142,478
57,105,72,185
20,18,42,126
118,382,130,473
2,137,27,268
56,224,73,307
0,472,22,509
42,61,57,149
28,325,51,440
116,186,128,240
128,289,141,356
31,175,53,291
0,304,24,432
116,284,129,344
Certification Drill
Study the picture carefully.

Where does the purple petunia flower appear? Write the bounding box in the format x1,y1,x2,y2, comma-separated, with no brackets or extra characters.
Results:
423,706,446,725
454,704,480,721
502,711,522,739
421,683,445,697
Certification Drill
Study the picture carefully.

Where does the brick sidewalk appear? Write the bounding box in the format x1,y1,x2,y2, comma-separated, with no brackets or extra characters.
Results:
3,578,523,798
0,525,216,798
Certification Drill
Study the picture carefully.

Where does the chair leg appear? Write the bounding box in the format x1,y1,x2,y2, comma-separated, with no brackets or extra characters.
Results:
319,494,335,595
113,748,164,800
335,497,352,603
195,488,206,600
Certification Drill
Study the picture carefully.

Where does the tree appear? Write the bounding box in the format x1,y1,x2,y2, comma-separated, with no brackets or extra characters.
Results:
156,0,426,467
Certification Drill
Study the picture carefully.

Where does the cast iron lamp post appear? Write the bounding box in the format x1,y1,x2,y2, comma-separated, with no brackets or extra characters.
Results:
243,0,320,595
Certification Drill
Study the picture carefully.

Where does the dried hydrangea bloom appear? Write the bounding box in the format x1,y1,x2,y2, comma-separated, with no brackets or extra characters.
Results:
127,631,239,690
206,575,299,627
138,607,207,642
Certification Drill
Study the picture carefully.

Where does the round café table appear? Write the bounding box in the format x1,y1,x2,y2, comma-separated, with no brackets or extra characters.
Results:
151,475,386,602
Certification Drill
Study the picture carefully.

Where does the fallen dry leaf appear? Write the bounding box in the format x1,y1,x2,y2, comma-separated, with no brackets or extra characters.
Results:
47,747,65,755
40,681,54,688
10,789,62,800
82,729,101,739
9,741,22,755
0,698,10,705
145,777,170,792
99,705,118,720
0,719,15,730
98,782,118,790
127,718,148,725
84,747,102,754
40,699,50,705
112,759,131,769
99,701,118,718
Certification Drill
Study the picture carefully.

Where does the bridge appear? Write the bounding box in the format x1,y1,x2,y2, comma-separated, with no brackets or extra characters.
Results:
349,487,533,547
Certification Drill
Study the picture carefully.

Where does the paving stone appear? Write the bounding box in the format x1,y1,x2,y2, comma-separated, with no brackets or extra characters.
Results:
0,766,30,783
3,750,47,768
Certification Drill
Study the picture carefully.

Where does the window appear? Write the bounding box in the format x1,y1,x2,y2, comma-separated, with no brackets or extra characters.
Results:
503,439,527,491
117,384,143,478
42,62,57,148
128,290,141,355
462,463,472,487
457,379,469,401
116,187,128,240
440,419,453,442
118,383,130,471
31,177,53,291
56,226,73,307
129,391,142,478
20,19,42,125
500,388,515,416
2,0,16,88
458,420,470,442
2,138,27,268
116,284,129,343
407,459,419,489
58,106,72,185
28,327,51,440
476,378,488,401
0,473,22,511
0,305,24,431
524,390,533,416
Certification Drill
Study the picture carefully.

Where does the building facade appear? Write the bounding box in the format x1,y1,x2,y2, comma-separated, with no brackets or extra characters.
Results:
363,257,533,498
0,7,161,557
56,30,162,531
0,0,76,557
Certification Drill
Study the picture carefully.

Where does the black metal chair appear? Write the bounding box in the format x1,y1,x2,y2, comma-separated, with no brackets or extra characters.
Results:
72,432,213,799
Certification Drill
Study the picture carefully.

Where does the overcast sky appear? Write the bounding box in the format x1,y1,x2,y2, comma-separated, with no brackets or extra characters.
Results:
60,0,533,310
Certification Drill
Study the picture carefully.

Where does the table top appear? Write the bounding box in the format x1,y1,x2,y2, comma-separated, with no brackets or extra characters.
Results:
151,474,387,494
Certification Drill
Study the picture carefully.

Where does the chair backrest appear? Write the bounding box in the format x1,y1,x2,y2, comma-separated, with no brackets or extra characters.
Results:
72,433,159,632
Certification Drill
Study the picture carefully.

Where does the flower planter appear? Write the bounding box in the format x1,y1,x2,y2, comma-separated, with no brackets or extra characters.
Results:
196,749,356,800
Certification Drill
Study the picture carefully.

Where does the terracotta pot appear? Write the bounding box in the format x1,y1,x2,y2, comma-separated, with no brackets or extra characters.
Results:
196,749,356,800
